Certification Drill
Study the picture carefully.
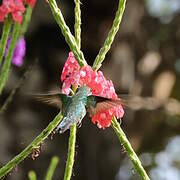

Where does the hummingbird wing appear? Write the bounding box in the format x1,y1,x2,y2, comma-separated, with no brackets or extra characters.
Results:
34,92,72,111
87,96,124,117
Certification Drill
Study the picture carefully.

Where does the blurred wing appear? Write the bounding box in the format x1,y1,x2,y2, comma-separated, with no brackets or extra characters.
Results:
34,92,72,110
87,96,124,117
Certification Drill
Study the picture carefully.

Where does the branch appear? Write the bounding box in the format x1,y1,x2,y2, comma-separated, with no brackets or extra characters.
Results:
48,0,86,67
111,117,150,180
74,0,81,49
45,156,59,180
0,17,12,65
28,171,37,180
92,0,126,70
63,1,82,178
0,112,63,179
0,23,21,95
21,6,33,35
63,125,77,180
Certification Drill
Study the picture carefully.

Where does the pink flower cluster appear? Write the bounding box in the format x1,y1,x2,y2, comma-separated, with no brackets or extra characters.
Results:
61,52,117,99
92,105,124,128
61,52,124,129
61,52,81,94
0,0,36,23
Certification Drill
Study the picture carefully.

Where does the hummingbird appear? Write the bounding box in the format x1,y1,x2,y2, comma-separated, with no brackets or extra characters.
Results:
36,86,123,133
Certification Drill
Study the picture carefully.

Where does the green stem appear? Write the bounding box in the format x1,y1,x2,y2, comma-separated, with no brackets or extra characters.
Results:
111,117,150,180
45,156,59,180
21,6,33,35
0,23,21,95
63,124,77,180
92,0,127,71
74,0,81,49
0,17,12,65
48,0,87,67
63,1,82,179
28,171,37,180
0,112,63,179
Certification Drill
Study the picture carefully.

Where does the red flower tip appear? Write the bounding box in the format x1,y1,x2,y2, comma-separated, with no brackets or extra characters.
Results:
92,104,124,129
61,52,80,81
78,66,118,99
0,0,25,23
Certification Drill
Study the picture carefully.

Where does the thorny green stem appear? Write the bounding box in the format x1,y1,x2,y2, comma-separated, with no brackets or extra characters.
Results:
0,112,63,179
0,23,21,95
100,1,149,177
0,6,34,109
48,0,87,67
74,0,81,49
63,1,81,179
111,117,150,180
45,156,59,180
21,6,33,35
28,171,37,180
0,17,12,66
63,125,77,180
92,0,127,71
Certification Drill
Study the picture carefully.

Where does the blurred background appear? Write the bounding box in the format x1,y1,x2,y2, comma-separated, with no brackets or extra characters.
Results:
0,0,180,179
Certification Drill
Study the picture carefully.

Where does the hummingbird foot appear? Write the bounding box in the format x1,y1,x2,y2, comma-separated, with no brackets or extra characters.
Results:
55,125,66,134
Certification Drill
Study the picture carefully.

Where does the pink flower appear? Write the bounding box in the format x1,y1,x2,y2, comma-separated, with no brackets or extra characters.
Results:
61,72,80,94
61,53,117,99
0,0,25,23
61,52,124,129
85,70,118,99
61,52,80,81
12,0,25,23
92,104,124,129
0,0,14,21
79,65,95,85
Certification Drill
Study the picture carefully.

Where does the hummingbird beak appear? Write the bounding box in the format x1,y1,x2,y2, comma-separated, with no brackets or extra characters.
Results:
87,86,92,96
88,91,92,96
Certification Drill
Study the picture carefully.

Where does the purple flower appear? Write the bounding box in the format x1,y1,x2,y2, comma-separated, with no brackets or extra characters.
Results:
5,36,26,67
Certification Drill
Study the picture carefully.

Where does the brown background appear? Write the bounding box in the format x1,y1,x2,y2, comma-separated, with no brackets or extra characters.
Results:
0,0,180,179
